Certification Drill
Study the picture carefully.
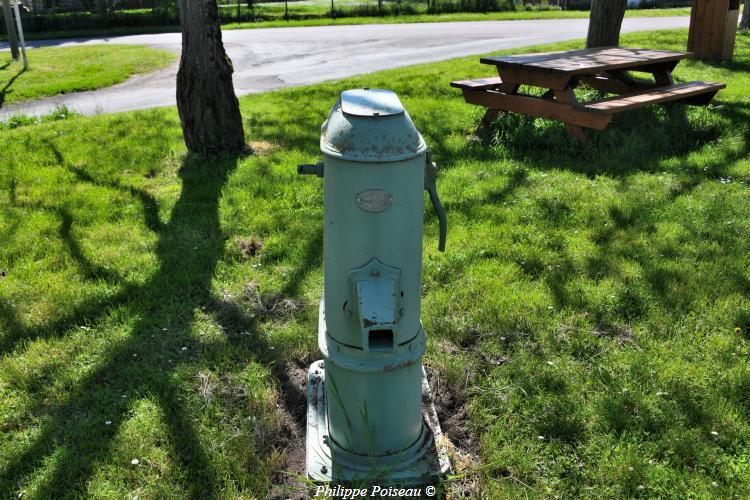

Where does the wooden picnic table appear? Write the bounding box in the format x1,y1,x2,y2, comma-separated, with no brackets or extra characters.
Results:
451,47,725,143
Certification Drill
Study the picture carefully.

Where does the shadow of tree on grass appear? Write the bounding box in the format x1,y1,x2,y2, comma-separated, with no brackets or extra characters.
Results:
0,66,25,109
0,134,323,496
1,153,238,497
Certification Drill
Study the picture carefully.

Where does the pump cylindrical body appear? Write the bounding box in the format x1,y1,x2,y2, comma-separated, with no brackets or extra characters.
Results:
317,89,428,458
323,155,424,350
324,356,424,454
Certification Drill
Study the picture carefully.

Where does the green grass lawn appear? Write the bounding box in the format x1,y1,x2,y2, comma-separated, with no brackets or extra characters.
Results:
1,28,749,498
0,45,175,105
222,4,690,29
18,7,693,41
221,5,692,29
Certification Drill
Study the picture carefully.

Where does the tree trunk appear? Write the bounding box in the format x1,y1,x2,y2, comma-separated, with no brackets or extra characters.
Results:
586,0,627,48
741,0,749,30
96,0,108,18
2,0,19,60
177,0,245,154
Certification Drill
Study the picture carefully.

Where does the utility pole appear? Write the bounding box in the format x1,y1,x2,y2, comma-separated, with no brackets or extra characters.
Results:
2,0,19,60
12,0,27,69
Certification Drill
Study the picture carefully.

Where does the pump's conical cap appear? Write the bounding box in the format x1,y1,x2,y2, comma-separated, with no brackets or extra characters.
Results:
321,89,427,162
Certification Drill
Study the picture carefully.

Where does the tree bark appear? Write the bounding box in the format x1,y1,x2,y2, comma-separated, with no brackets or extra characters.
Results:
177,0,245,154
96,0,108,18
741,0,749,30
586,0,628,48
2,0,19,60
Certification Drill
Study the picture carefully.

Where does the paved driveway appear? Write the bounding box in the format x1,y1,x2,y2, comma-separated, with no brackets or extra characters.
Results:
0,16,689,117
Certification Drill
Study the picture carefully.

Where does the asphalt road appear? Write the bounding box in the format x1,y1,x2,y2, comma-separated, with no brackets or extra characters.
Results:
0,17,690,118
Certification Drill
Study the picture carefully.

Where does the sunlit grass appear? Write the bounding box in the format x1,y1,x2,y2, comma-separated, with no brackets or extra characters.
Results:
221,6,692,29
0,45,175,104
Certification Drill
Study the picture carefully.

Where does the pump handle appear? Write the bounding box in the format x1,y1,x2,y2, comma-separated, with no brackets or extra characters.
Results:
424,152,447,252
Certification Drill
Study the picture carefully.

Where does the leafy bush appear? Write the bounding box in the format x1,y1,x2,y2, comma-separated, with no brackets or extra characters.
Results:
1,0,562,35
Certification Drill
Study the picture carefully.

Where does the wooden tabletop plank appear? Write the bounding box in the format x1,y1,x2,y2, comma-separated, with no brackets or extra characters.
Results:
481,47,692,76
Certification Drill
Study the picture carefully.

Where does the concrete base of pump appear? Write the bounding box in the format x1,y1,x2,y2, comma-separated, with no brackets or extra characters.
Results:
305,360,451,485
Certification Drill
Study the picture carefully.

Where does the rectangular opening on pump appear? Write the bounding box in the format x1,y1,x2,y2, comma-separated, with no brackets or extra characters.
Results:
368,329,394,352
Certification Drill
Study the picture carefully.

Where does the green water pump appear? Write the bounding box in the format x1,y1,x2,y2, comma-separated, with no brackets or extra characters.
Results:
298,89,450,483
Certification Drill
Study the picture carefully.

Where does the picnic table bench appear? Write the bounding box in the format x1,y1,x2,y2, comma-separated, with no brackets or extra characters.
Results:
451,47,725,143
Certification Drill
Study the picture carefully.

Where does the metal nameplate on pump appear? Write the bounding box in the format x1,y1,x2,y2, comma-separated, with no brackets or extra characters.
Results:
356,189,393,212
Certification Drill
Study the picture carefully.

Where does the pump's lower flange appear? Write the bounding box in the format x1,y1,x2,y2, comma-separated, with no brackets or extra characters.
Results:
305,360,451,484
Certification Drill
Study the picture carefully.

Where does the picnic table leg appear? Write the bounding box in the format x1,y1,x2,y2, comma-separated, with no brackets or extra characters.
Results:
604,69,671,95
639,61,679,87
607,69,638,87
553,88,589,147
652,69,675,86
648,65,687,125
563,123,588,145
476,109,500,138
475,80,519,138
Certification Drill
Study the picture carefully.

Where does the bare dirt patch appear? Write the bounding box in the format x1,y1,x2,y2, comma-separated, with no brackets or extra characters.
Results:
426,365,484,498
592,322,635,346
249,140,278,156
268,358,313,499
244,281,304,320
238,236,264,259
